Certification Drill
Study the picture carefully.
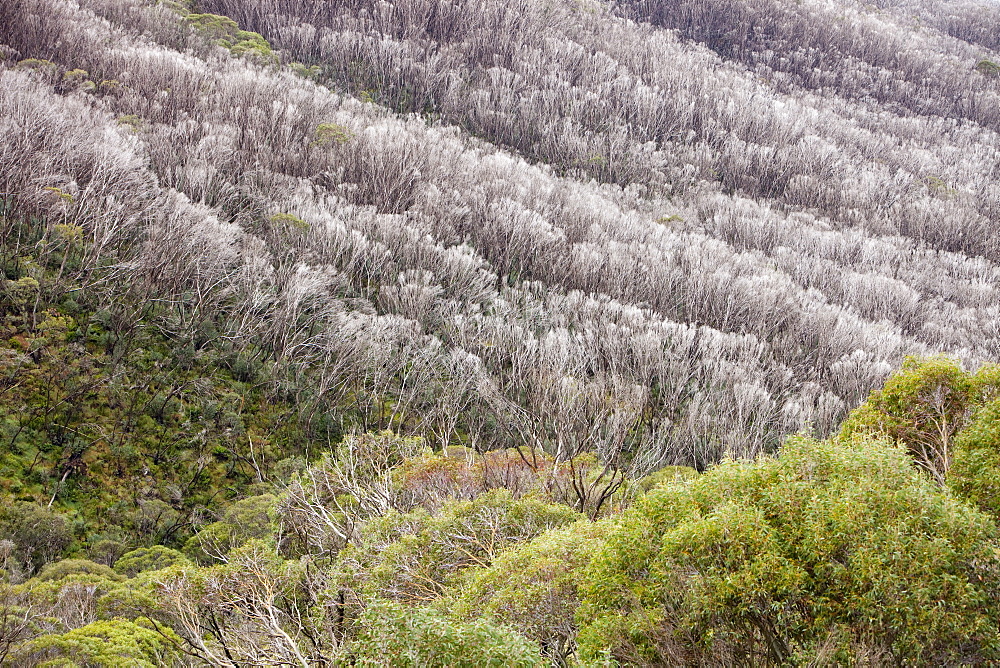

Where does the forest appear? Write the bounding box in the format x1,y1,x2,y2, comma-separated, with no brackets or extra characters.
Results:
2,0,1000,663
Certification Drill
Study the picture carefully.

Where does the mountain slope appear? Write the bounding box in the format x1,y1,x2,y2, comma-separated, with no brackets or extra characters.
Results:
2,0,999,471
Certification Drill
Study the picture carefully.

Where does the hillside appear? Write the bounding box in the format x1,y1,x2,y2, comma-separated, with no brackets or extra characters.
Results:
2,0,1000,664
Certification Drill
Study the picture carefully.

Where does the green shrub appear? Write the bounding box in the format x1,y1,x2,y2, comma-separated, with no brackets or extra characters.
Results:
184,13,276,61
636,465,699,492
949,397,1000,521
87,539,127,567
338,490,581,605
839,356,999,484
289,62,321,80
977,59,1000,77
17,572,132,628
0,502,73,575
269,212,309,231
183,494,277,563
453,519,609,664
36,559,123,582
577,436,1000,665
351,601,544,667
114,546,190,577
14,618,183,667
313,122,354,146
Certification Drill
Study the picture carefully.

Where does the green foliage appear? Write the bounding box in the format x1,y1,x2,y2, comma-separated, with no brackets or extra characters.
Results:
14,618,184,667
0,503,72,577
0,243,324,557
277,432,426,558
40,187,73,209
3,275,40,311
949,397,1000,520
53,224,83,245
390,446,543,509
160,2,277,62
577,436,1000,665
150,540,313,663
13,570,142,634
160,0,194,12
839,356,999,483
924,174,956,197
391,447,644,518
116,114,142,131
113,546,189,577
289,62,322,80
269,212,309,231
338,490,581,604
19,571,126,603
183,12,276,61
15,58,57,75
3,209,1000,666
977,58,1000,77
636,465,699,492
62,68,96,92
184,12,235,37
183,494,277,563
313,122,354,146
453,519,609,663
227,30,274,60
87,539,127,567
351,601,544,667
36,559,123,582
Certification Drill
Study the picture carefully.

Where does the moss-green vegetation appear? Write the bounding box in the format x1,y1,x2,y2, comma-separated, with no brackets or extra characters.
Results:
313,122,354,146
15,618,185,667
0,297,309,550
976,58,1000,78
194,20,274,60
163,5,277,62
0,212,334,564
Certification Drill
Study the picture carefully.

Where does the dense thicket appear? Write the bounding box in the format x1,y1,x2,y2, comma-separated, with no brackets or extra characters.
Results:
3,360,1000,665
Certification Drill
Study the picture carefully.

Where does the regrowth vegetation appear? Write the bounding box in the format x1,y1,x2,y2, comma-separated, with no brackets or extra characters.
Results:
2,362,1000,664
